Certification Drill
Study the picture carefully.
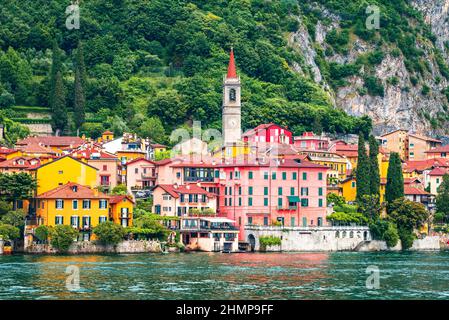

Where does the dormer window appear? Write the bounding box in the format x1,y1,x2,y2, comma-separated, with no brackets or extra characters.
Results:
72,186,78,192
229,88,236,101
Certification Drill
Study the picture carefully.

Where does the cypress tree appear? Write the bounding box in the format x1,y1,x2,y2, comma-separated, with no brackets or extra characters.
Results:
385,152,404,206
356,134,370,202
52,71,68,134
49,41,61,107
74,41,86,132
368,135,380,198
49,41,66,133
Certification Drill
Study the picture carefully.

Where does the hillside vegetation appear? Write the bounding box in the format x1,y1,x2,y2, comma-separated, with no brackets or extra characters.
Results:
0,0,449,142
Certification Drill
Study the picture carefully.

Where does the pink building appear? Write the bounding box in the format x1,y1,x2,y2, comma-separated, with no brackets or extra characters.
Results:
294,132,330,150
152,184,217,216
216,159,328,241
243,123,293,145
125,158,157,194
70,147,118,192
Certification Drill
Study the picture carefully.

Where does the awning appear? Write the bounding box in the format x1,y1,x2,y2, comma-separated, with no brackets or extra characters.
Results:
287,196,300,203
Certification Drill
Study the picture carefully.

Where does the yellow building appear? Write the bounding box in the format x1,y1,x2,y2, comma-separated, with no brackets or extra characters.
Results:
33,155,98,195
36,183,111,241
109,195,134,227
100,130,114,143
341,176,386,203
116,150,146,164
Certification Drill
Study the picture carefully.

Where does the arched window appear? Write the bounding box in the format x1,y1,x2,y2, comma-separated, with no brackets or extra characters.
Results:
229,88,236,101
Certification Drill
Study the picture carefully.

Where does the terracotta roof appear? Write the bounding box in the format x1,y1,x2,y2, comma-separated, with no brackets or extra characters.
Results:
409,134,442,143
404,158,449,172
70,147,117,160
150,143,167,148
404,177,422,185
16,136,85,148
102,130,114,135
109,195,134,204
217,158,328,169
37,182,108,199
425,145,449,153
156,184,216,198
242,123,289,137
227,48,237,79
0,147,17,155
153,158,173,166
0,156,41,169
428,167,449,176
18,143,57,155
126,158,156,166
404,186,431,195
31,155,99,171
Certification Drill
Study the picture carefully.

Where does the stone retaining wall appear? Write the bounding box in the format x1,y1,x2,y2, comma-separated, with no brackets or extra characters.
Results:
246,226,371,252
25,240,162,254
245,226,442,252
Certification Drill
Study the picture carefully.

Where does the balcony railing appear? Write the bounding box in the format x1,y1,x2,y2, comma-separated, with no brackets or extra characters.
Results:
141,173,157,179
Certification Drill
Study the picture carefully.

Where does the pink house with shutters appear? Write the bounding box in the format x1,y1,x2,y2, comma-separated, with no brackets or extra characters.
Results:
216,158,329,241
125,158,157,194
242,123,293,145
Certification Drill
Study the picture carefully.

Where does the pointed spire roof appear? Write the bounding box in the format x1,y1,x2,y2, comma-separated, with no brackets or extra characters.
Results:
227,48,237,79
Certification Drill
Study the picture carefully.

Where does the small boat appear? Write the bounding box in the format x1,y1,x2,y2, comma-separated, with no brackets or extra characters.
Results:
3,241,12,255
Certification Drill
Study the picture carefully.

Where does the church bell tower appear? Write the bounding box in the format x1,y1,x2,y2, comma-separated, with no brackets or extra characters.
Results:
222,48,241,146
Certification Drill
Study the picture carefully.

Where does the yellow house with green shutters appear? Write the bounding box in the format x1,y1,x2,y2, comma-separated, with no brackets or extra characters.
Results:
33,155,98,195
35,182,111,241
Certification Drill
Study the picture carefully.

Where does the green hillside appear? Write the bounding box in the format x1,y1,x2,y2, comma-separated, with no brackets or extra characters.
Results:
8,0,433,143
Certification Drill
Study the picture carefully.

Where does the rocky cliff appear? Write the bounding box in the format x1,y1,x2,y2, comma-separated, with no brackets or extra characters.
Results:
292,1,449,136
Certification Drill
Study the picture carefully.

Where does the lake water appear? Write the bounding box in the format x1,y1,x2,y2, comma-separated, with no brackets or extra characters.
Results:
1,251,449,300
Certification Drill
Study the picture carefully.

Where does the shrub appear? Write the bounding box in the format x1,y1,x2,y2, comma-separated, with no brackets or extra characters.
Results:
259,236,281,249
93,221,125,245
383,223,399,248
35,225,51,242
327,193,346,206
0,224,20,240
50,225,79,252
1,209,26,227
398,227,415,250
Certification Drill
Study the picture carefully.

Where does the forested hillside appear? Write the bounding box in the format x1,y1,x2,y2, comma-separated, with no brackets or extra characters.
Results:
2,0,448,143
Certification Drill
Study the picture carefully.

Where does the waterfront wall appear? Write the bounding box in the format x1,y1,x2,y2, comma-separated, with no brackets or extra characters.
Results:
245,226,371,252
245,226,441,252
25,240,162,254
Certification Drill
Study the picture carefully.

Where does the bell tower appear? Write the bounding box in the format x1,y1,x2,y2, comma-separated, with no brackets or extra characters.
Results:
222,48,241,146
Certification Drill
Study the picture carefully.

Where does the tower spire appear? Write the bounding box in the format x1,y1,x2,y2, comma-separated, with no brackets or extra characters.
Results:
227,47,237,79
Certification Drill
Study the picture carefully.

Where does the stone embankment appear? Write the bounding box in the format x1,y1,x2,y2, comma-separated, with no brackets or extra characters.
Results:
24,240,163,254
245,226,443,252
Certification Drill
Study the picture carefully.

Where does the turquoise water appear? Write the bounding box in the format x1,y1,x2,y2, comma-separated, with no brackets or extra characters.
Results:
1,251,449,300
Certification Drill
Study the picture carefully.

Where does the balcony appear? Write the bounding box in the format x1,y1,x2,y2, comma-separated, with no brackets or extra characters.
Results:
141,173,157,180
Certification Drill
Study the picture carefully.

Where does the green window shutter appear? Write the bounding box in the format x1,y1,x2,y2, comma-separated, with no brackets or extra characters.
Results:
264,172,269,180
249,171,253,179
239,197,242,206
249,186,253,195
292,172,297,180
272,172,276,180
318,187,323,196
318,172,323,180
290,187,295,195
264,187,268,195
302,172,307,180
278,187,282,195
278,197,282,207
282,172,287,180
264,198,268,206
248,197,253,206
319,199,323,207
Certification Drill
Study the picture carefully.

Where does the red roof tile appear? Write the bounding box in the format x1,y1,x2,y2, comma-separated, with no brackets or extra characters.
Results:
16,136,85,148
156,184,216,198
0,156,41,169
109,195,134,204
37,182,108,199
428,167,449,176
0,147,17,155
70,147,117,160
404,186,431,195
18,143,57,155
